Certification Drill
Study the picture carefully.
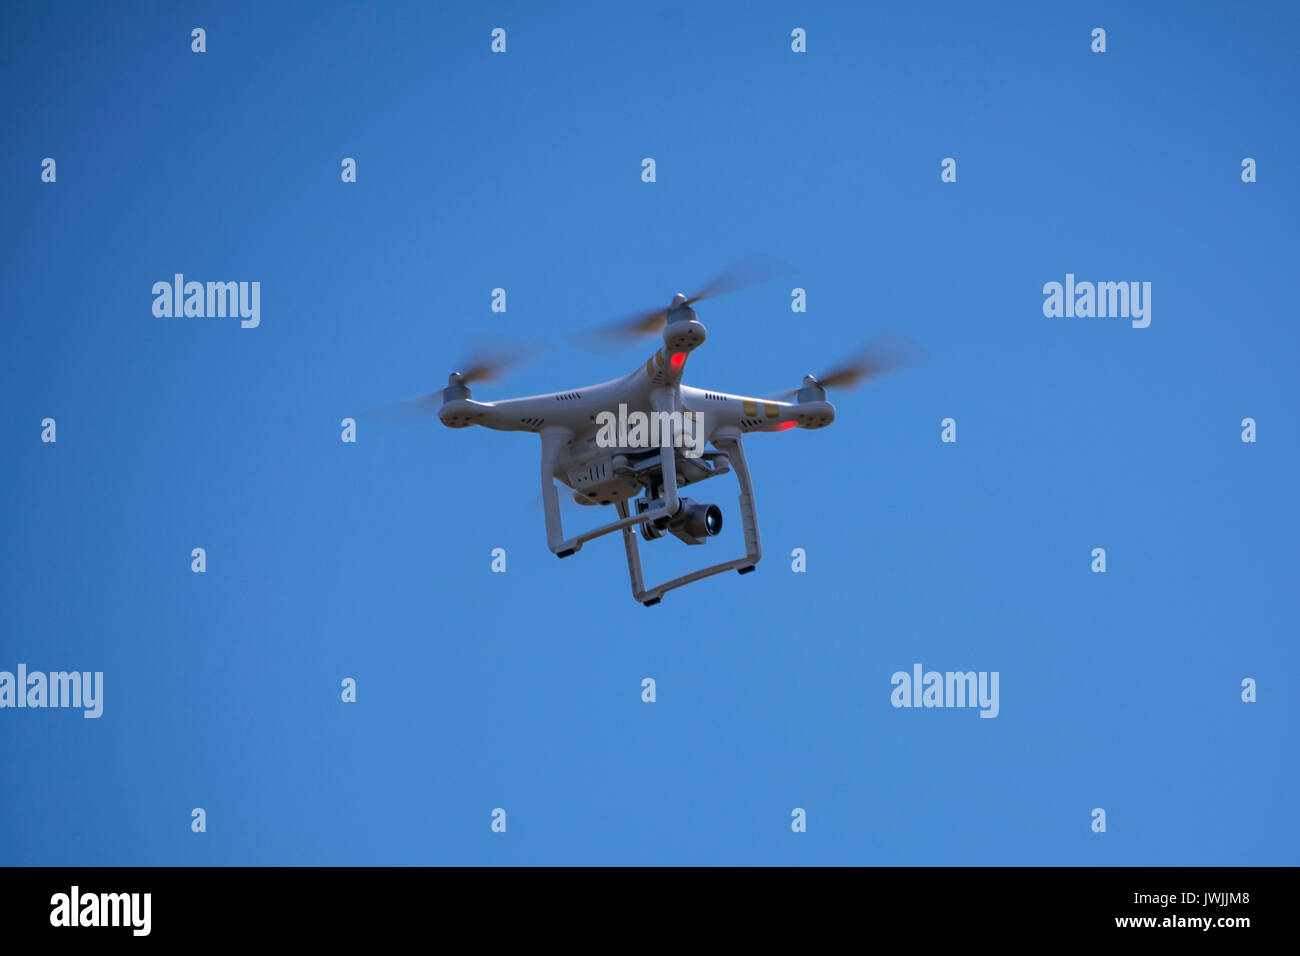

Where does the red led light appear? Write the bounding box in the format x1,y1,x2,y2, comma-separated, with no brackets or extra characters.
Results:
776,421,797,431
669,352,686,369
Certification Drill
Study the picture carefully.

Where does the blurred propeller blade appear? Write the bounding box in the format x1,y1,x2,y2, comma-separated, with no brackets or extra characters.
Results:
683,253,795,306
361,391,442,427
456,336,546,385
771,332,926,399
580,305,672,350
570,254,795,352
363,335,548,426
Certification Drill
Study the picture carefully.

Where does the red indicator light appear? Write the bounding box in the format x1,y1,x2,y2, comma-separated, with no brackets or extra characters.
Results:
776,421,797,431
669,352,686,369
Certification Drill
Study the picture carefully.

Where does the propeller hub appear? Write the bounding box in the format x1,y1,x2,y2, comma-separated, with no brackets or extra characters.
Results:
666,294,698,326
442,373,472,403
795,378,827,404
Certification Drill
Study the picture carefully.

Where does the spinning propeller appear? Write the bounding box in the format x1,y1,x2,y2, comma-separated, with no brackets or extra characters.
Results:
571,254,795,351
771,332,926,400
364,338,543,425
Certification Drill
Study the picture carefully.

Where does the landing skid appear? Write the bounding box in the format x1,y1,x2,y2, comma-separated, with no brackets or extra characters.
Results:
538,426,762,605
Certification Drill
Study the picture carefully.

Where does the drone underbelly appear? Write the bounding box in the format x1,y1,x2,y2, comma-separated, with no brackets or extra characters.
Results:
562,453,643,506
556,438,730,508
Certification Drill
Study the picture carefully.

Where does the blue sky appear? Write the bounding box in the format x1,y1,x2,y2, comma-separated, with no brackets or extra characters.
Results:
1,0,1296,865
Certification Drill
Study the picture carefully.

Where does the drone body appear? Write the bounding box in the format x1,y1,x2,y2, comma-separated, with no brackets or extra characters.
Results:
426,276,918,606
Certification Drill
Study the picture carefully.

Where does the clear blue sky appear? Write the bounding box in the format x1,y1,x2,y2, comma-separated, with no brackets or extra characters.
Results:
2,0,1296,865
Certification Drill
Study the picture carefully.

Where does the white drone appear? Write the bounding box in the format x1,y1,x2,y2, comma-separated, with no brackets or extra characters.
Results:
387,260,920,605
